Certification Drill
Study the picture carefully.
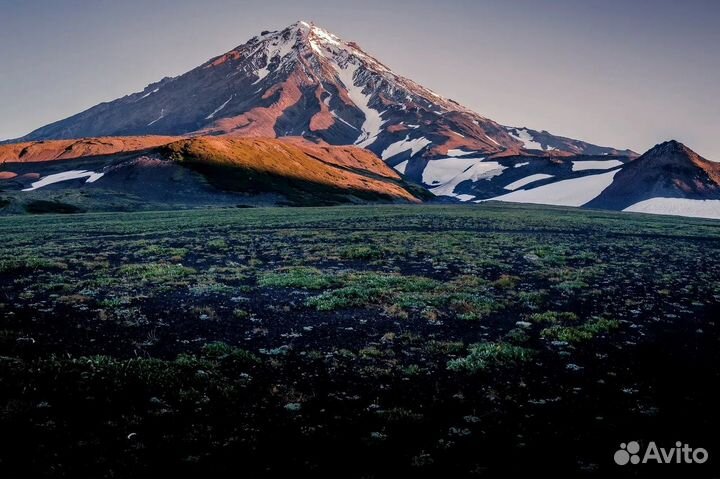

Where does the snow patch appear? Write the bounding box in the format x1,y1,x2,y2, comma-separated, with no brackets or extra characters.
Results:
429,161,505,200
205,95,234,119
331,112,359,130
504,174,555,191
486,135,501,146
455,194,476,202
22,170,104,191
571,159,624,171
447,149,475,157
381,136,432,160
423,157,485,185
331,61,385,147
487,170,619,207
147,109,165,126
514,162,530,168
253,66,270,84
139,88,159,100
507,128,544,150
310,25,341,47
252,34,296,85
393,160,409,174
623,198,720,220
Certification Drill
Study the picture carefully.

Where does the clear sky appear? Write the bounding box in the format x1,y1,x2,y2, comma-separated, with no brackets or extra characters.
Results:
1,0,718,159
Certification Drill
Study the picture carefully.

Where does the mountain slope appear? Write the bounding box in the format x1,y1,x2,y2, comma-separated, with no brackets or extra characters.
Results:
585,140,720,212
0,136,424,213
0,136,178,163
161,137,424,204
9,21,634,184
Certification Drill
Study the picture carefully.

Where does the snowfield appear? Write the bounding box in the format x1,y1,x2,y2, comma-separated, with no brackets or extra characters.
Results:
487,170,619,207
430,161,505,199
252,34,296,84
422,157,486,186
504,173,554,191
623,198,720,219
332,61,385,148
572,159,624,171
22,170,105,192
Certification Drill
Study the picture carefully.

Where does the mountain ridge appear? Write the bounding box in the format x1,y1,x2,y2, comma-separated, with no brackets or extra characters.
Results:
0,135,426,213
8,21,634,165
3,21,718,219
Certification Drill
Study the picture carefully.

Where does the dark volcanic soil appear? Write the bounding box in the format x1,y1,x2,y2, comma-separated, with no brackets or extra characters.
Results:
0,204,718,478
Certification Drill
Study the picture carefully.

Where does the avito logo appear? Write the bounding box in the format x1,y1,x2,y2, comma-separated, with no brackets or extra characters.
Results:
614,441,708,466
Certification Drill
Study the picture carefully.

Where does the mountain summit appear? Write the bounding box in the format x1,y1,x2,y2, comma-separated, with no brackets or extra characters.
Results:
12,21,632,172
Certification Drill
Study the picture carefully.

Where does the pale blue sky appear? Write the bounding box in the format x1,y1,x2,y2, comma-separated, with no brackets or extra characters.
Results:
1,0,718,158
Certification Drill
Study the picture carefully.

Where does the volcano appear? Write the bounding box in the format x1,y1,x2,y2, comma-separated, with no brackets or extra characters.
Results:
9,22,633,187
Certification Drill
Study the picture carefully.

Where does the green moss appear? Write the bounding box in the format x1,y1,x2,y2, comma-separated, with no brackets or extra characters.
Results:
447,342,535,373
338,245,384,260
306,273,439,311
201,341,259,365
541,317,620,343
529,311,579,324
0,257,64,274
207,239,229,251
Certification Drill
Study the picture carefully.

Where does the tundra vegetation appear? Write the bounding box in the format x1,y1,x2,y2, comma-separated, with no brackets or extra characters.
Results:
0,204,718,477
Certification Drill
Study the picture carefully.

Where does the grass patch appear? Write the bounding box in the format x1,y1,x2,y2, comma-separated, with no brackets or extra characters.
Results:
447,342,536,373
306,272,438,311
338,245,384,260
118,263,196,282
541,317,620,343
529,311,579,324
0,257,64,274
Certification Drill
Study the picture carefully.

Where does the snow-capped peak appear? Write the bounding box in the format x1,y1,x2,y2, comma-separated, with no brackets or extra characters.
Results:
16,20,635,181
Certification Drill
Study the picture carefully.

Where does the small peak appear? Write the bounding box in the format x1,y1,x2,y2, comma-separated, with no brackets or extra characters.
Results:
640,140,705,164
660,139,684,148
651,140,690,154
